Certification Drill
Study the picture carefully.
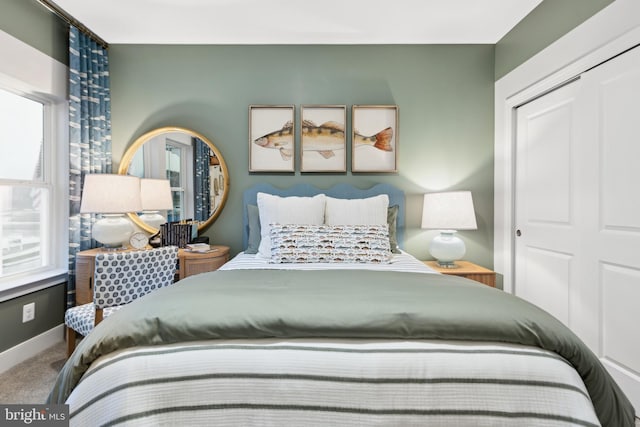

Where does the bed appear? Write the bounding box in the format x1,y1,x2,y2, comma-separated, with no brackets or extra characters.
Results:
48,183,635,426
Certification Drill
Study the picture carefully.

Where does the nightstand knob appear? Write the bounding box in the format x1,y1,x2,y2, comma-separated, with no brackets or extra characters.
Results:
516,229,522,237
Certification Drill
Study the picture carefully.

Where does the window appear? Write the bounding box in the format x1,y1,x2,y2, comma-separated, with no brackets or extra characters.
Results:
0,29,67,296
0,89,51,279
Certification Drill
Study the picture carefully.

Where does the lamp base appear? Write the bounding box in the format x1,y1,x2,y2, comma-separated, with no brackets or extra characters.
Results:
429,230,466,267
92,214,133,249
139,211,166,230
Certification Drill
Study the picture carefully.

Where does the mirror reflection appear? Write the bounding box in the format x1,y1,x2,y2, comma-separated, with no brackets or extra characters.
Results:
118,127,229,233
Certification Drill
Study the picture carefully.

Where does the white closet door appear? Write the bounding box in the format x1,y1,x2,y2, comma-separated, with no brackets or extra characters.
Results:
515,45,640,411
514,79,584,331
581,46,640,410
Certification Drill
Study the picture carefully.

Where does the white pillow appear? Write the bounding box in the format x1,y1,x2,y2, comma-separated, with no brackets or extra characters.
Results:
325,194,389,225
256,193,326,258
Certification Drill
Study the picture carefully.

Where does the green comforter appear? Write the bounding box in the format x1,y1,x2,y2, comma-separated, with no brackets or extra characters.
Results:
48,269,635,426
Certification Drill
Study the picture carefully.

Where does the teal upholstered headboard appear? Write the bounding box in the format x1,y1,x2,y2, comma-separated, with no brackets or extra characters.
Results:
242,183,405,250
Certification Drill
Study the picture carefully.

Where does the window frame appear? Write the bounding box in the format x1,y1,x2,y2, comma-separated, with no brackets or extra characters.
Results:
0,30,68,300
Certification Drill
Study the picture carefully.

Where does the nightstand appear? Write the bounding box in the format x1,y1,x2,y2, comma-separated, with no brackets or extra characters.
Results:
74,245,230,305
423,260,496,287
177,245,230,280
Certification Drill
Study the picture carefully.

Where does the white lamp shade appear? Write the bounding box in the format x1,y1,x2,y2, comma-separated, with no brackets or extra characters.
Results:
140,178,173,210
421,191,477,230
80,174,142,214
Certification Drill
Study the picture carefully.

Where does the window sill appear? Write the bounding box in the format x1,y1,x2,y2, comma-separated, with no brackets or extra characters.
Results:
0,268,68,302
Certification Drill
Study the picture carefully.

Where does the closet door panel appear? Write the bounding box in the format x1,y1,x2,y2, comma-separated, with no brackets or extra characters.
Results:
585,46,640,410
522,247,572,325
514,81,582,330
599,66,640,231
523,102,573,224
601,264,640,370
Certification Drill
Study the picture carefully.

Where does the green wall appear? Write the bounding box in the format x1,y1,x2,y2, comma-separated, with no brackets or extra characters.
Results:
0,285,65,352
494,0,613,80
0,0,68,64
109,44,496,266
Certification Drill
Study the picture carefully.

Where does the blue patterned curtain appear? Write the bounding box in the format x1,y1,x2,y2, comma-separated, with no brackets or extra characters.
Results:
67,26,112,308
193,137,211,222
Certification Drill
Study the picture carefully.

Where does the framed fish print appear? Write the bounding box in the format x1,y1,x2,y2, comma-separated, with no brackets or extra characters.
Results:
351,105,398,173
300,105,347,172
249,105,295,172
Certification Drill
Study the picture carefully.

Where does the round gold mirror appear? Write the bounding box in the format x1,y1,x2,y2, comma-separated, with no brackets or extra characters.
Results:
118,126,229,234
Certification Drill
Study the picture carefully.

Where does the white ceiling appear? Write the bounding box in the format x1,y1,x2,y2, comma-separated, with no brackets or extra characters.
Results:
51,0,543,45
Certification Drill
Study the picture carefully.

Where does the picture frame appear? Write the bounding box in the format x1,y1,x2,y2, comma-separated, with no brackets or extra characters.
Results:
249,105,295,172
351,105,398,173
300,105,347,172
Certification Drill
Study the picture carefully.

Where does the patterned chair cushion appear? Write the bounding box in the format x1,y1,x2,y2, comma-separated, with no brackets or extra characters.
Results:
93,246,178,309
64,304,123,336
269,224,391,264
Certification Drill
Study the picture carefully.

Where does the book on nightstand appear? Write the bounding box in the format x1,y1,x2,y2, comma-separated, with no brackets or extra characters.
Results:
184,243,218,253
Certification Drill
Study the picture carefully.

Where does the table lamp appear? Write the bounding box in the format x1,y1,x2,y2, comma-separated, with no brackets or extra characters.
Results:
421,191,477,268
139,178,173,229
80,174,142,250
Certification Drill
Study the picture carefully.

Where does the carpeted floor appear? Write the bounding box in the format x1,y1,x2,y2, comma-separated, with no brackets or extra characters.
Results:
0,341,66,404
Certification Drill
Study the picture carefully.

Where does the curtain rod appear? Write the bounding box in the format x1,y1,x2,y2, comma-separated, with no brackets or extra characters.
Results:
37,0,109,49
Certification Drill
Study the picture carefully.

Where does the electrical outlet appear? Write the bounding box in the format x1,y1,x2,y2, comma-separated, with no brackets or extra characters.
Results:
22,302,35,323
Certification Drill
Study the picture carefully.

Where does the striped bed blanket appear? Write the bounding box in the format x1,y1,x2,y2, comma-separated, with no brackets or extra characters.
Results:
68,340,600,426
48,261,635,426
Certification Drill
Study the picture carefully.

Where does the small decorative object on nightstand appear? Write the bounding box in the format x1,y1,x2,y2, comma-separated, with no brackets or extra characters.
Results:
148,231,162,248
129,231,149,250
424,260,496,288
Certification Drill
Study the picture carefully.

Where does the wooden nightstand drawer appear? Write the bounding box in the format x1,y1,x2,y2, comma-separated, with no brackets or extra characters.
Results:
423,260,496,287
74,253,95,305
177,245,230,280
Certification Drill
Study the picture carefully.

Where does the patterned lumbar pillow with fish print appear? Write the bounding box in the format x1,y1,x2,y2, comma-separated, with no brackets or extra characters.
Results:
269,223,391,264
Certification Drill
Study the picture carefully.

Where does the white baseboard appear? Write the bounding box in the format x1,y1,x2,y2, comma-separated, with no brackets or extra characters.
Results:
0,324,64,375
